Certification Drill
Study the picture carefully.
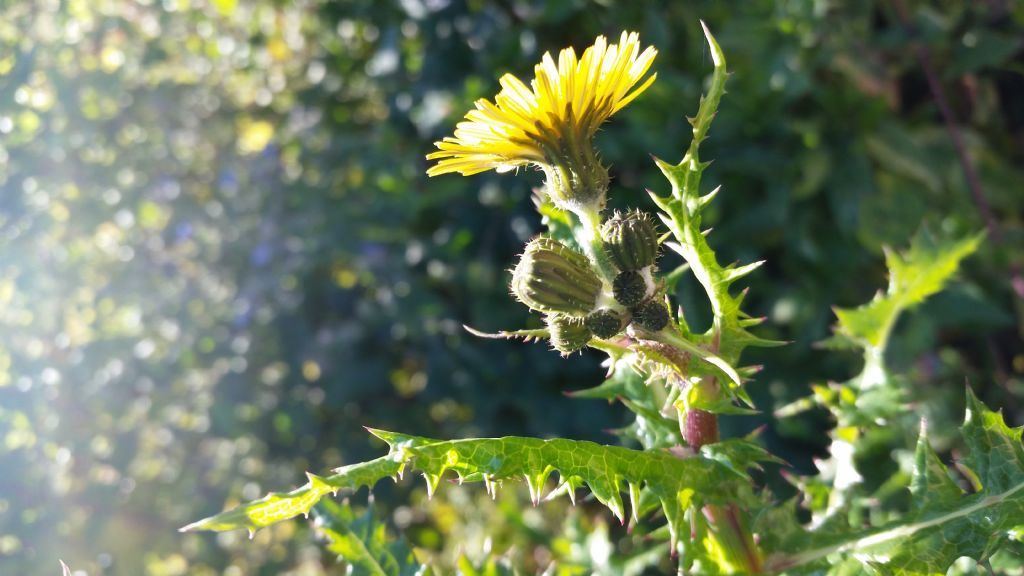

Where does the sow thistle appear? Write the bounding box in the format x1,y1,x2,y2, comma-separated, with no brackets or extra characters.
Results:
185,25,1018,576
427,31,656,215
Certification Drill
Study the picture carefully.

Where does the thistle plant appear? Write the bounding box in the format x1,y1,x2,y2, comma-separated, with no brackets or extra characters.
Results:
182,26,1024,575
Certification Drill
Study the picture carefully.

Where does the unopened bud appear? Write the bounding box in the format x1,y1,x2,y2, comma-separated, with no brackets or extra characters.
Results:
547,315,592,355
632,299,669,332
601,210,659,271
612,270,648,307
585,308,626,339
542,148,610,211
511,237,601,316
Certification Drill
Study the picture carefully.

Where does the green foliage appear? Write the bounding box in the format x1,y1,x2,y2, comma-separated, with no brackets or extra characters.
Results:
181,20,1021,575
832,229,984,353
775,224,984,555
644,25,783,410
184,429,752,553
313,499,433,576
4,1,1023,574
760,390,1024,574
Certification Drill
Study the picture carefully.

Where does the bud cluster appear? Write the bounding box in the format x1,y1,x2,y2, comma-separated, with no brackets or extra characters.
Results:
602,210,668,332
511,237,603,355
510,208,669,356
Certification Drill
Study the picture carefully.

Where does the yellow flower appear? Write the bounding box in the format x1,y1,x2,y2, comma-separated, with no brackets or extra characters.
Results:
426,31,657,194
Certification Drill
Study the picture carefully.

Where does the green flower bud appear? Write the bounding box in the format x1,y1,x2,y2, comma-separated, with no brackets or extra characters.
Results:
542,147,610,212
585,308,626,339
547,315,592,355
612,270,648,307
601,210,659,271
511,237,601,316
632,299,669,332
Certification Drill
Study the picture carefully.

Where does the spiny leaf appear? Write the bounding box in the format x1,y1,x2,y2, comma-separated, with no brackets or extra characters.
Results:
314,499,433,576
699,438,784,480
183,430,749,553
909,420,961,513
462,325,549,342
833,228,982,350
761,390,1024,574
645,24,777,414
782,229,982,528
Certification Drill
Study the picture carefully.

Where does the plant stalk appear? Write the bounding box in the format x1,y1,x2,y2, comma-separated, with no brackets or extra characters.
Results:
574,206,617,282
683,394,762,573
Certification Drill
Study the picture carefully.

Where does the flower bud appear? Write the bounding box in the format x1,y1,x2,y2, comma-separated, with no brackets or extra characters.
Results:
632,299,669,332
547,315,592,355
511,237,601,316
601,210,658,271
542,147,610,212
612,270,648,307
585,308,626,339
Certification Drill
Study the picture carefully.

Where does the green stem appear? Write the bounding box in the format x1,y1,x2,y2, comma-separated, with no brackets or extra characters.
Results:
574,206,617,282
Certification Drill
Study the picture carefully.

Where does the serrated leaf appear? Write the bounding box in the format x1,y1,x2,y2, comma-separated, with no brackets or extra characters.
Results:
909,420,961,513
314,499,433,576
762,390,1024,574
183,430,748,553
179,457,401,533
833,228,982,350
700,438,784,480
646,25,777,413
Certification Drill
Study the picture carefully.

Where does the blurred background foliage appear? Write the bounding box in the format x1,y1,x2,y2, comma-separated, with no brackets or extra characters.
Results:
0,0,1022,574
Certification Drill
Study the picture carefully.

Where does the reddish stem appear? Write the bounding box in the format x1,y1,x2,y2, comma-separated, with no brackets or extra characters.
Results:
683,407,719,449
679,380,763,573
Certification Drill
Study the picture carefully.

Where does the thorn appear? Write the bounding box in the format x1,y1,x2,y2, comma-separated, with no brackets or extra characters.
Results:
699,185,722,207
525,474,539,506
423,473,441,500
484,474,496,500
306,472,332,493
748,424,769,438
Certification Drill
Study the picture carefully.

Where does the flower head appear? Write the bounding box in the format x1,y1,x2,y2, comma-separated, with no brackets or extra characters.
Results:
511,236,602,316
426,32,657,208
